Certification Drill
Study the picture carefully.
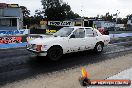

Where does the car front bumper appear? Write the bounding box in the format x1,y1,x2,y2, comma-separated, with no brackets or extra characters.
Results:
27,48,47,56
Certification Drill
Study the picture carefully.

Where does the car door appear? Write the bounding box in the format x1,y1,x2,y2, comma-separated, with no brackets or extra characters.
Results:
85,28,98,49
68,28,86,52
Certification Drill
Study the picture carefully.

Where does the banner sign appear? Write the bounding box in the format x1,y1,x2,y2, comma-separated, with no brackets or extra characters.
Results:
75,21,82,26
46,29,57,33
0,3,7,8
40,21,47,25
7,4,19,8
0,3,19,8
104,23,115,27
0,36,22,44
0,29,29,35
48,21,74,26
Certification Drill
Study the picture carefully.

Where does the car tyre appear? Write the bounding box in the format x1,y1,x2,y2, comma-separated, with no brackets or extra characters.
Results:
47,46,63,61
94,43,104,53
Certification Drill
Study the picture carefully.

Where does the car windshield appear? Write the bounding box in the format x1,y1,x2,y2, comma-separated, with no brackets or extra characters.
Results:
53,28,74,37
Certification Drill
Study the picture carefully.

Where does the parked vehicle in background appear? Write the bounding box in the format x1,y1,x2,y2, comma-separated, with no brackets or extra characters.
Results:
27,27,110,61
98,28,109,35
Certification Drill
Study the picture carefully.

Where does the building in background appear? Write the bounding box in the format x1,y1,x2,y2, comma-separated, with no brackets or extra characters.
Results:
0,3,23,30
127,18,132,31
40,17,128,34
127,18,132,25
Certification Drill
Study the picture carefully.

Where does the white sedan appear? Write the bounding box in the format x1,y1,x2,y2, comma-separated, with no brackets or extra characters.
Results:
27,27,110,61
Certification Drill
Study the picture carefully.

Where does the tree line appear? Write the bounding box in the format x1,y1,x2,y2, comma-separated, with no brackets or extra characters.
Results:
21,0,80,29
20,0,132,28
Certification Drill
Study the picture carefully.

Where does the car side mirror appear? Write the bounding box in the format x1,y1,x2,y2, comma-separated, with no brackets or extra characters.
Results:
70,34,75,38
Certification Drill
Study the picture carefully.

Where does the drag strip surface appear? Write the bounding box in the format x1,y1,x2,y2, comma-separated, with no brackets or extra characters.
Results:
0,43,132,85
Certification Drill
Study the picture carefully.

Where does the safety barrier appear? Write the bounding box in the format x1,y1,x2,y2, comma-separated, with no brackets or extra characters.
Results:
0,34,42,49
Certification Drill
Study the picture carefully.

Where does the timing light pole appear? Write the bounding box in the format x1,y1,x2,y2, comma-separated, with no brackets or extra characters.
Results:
114,10,120,31
81,4,85,27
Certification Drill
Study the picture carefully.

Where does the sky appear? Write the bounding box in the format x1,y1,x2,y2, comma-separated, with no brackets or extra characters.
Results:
1,0,132,18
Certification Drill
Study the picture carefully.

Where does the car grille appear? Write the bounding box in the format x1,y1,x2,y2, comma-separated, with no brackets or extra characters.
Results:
28,44,36,50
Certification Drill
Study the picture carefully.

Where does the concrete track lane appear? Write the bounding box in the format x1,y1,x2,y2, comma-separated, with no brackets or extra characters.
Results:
0,43,132,85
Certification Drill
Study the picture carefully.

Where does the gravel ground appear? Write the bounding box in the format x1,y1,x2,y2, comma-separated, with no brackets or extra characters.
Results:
1,53,132,88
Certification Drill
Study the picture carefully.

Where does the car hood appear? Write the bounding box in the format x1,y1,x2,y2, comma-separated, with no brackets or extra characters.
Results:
28,36,64,45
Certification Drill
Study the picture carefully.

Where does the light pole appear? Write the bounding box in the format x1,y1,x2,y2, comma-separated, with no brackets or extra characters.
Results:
114,10,120,31
81,5,84,27
81,10,84,27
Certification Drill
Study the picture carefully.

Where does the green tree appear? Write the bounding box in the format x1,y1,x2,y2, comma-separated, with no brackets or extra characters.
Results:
102,12,113,22
122,18,128,24
20,6,30,17
117,18,122,24
41,0,80,20
127,14,132,19
20,6,31,28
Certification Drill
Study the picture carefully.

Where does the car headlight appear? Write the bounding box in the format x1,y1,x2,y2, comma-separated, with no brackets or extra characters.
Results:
36,45,42,52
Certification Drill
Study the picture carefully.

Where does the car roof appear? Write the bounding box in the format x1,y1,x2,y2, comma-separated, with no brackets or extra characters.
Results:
63,26,93,29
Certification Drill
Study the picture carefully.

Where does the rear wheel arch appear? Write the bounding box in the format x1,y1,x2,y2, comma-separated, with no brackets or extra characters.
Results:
94,41,104,53
96,41,104,47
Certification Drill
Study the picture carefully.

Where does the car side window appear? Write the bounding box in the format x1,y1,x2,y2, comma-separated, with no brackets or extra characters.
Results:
72,28,85,38
93,29,98,36
86,28,97,37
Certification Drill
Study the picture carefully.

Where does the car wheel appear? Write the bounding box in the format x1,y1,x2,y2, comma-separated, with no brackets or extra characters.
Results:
47,46,63,61
94,43,104,53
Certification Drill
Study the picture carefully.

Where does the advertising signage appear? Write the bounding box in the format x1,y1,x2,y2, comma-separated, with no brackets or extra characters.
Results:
0,3,7,8
48,21,74,26
0,3,19,8
7,4,19,8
